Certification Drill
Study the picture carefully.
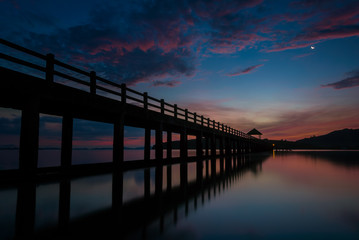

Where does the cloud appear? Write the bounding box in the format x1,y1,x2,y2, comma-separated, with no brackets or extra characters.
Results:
259,105,359,140
178,98,359,141
269,1,359,52
322,70,359,89
227,64,264,77
4,1,198,86
1,0,359,88
152,80,181,87
292,52,314,60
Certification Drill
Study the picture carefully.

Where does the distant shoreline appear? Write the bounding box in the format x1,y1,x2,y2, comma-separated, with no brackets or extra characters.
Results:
0,147,146,150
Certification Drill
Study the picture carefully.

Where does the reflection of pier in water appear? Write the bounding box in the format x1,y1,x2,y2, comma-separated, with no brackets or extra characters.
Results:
7,153,269,239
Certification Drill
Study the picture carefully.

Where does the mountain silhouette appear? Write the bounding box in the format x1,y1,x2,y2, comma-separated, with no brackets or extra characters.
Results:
270,128,359,150
295,128,359,149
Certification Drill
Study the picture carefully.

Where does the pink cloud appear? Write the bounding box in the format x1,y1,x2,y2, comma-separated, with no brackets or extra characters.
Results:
178,97,359,142
270,3,359,52
260,106,359,141
266,42,317,53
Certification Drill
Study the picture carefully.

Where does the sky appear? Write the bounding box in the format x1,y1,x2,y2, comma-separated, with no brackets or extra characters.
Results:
0,0,359,148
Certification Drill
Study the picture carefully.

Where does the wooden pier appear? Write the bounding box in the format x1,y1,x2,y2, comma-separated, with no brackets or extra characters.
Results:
0,38,272,177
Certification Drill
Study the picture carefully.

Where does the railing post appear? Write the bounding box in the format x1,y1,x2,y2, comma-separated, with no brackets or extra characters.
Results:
213,120,215,129
185,109,188,121
144,92,148,110
161,99,165,114
121,83,126,103
194,112,197,124
46,53,54,82
90,71,96,94
201,116,204,126
174,104,178,118
207,118,210,127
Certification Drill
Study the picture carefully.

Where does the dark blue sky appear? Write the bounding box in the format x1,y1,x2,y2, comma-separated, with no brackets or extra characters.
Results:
0,0,359,146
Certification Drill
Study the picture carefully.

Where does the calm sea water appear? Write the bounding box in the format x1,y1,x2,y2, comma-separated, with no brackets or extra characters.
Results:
0,150,358,239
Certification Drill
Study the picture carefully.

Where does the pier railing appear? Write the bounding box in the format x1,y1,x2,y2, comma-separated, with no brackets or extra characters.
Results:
0,38,253,139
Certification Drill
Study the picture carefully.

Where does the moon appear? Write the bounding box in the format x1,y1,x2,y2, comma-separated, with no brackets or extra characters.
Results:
310,46,315,50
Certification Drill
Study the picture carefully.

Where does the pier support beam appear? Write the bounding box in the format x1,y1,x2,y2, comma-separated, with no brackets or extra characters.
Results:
144,127,151,161
196,132,203,158
155,123,163,160
225,137,230,156
219,137,224,157
196,132,203,184
113,114,125,169
210,135,216,157
19,101,39,174
167,131,172,159
232,140,237,155
180,128,187,159
245,140,250,153
61,114,73,169
205,136,209,157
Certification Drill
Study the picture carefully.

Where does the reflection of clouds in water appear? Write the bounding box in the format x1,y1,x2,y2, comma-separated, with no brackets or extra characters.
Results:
123,169,155,202
70,174,112,219
123,177,145,202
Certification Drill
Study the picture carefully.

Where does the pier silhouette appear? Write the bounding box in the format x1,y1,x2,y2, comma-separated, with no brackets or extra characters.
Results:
0,38,272,178
0,39,273,238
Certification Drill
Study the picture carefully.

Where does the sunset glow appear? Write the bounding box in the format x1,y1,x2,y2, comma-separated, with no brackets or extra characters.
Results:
0,0,359,146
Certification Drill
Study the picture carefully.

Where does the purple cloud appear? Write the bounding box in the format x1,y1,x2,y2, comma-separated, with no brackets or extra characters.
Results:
1,0,358,86
227,64,264,77
322,71,359,89
268,1,359,52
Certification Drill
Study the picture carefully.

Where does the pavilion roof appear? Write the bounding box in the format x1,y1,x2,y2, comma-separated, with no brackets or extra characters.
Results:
247,128,262,135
